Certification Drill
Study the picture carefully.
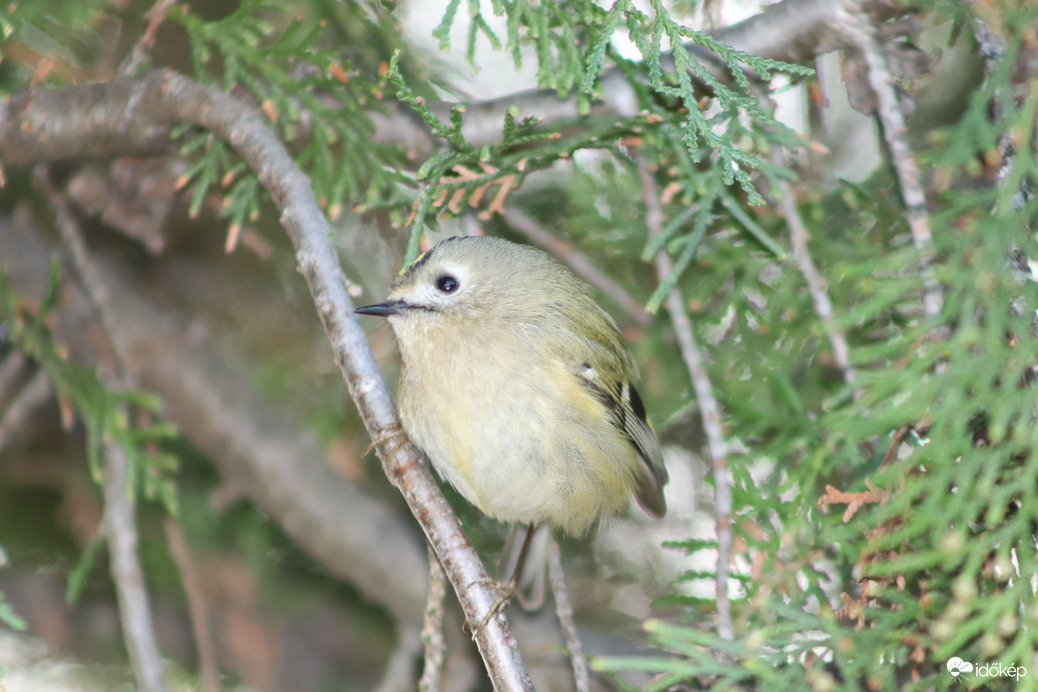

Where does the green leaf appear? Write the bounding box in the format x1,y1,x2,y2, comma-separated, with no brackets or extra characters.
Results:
66,533,104,606
581,0,626,93
0,594,27,631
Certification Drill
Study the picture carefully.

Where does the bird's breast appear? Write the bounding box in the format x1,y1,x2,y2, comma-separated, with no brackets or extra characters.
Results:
396,330,640,534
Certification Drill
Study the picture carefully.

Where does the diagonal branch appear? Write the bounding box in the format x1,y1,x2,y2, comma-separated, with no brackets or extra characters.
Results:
837,1,943,320
103,441,170,692
42,171,170,692
772,148,856,384
0,69,533,691
638,160,733,642
548,539,590,692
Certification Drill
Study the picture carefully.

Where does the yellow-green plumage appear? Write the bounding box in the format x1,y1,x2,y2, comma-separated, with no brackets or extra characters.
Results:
357,236,667,536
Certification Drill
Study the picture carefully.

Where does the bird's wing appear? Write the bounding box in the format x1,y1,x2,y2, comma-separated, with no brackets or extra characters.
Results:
572,345,669,518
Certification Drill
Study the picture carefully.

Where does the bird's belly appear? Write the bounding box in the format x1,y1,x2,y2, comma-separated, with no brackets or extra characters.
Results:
400,363,638,535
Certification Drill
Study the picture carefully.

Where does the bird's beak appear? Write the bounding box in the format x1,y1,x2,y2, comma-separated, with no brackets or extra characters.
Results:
355,299,408,316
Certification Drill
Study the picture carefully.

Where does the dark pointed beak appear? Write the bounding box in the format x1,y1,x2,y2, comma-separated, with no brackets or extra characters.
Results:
355,299,408,317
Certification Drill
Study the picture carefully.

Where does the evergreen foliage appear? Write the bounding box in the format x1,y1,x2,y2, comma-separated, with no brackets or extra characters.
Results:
177,0,408,229
0,265,180,621
596,7,1038,690
0,0,1035,689
0,266,180,515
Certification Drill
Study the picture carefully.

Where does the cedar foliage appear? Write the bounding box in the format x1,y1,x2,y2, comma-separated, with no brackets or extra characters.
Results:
0,0,1036,689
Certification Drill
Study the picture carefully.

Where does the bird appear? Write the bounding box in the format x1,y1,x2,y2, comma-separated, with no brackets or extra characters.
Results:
356,235,668,607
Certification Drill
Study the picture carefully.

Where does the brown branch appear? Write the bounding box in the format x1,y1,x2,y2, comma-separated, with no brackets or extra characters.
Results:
0,69,534,690
418,543,447,692
40,169,127,370
119,0,178,77
0,78,177,165
837,1,943,319
772,148,856,384
164,517,221,692
547,539,589,692
638,160,733,642
0,368,51,455
103,441,170,692
41,171,169,692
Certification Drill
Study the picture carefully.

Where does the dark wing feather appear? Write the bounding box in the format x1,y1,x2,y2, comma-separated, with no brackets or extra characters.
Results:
576,362,668,519
544,295,668,518
618,382,668,518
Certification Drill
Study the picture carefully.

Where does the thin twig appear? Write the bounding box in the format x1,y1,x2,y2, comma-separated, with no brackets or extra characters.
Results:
419,543,447,692
41,172,169,692
39,171,122,359
0,369,51,455
638,160,734,642
503,206,652,327
547,540,589,692
838,1,943,319
103,441,170,692
772,148,855,383
119,0,178,77
0,351,29,402
164,517,221,692
377,627,423,692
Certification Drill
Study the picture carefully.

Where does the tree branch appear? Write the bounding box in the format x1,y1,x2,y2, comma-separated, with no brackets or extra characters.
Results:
103,441,170,692
772,147,856,384
43,170,169,692
164,517,221,692
837,1,943,319
0,68,534,690
547,540,589,692
375,0,900,151
0,0,901,166
638,160,733,642
418,543,447,692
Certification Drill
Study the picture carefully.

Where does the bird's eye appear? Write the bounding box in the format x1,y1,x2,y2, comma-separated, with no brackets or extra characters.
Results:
435,274,459,293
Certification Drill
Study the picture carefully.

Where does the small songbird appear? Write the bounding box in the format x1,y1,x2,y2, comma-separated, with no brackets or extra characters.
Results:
356,236,667,607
